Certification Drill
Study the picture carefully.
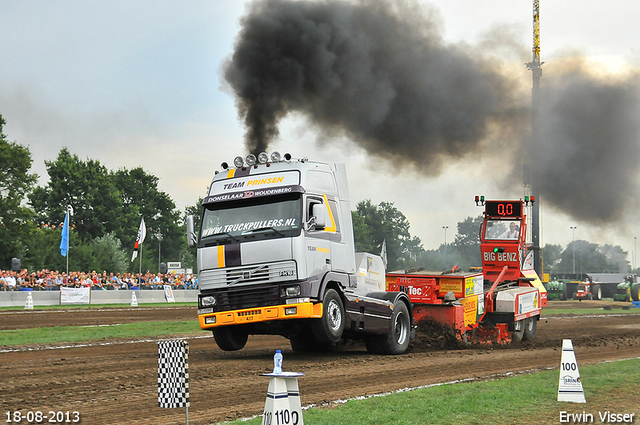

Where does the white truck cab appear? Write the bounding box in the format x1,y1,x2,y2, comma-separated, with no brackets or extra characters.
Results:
187,152,412,354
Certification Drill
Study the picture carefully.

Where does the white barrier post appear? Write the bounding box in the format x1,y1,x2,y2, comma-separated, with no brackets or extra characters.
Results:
24,292,34,310
261,372,304,425
130,291,138,307
558,339,586,403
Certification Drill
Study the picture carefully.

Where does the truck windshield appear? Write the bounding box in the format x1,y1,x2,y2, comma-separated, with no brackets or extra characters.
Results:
484,219,520,240
200,193,302,244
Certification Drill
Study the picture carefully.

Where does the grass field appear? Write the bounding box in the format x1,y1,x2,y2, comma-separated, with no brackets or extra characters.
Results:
0,320,202,346
0,302,198,311
220,358,640,425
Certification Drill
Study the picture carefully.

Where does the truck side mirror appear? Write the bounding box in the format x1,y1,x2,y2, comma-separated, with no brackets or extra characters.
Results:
312,204,326,229
186,215,197,248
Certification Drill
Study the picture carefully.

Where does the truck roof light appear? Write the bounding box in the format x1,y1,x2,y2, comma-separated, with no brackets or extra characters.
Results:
221,162,229,170
284,153,292,161
246,154,257,166
270,151,281,162
233,156,244,168
475,195,485,206
258,152,269,164
493,247,504,253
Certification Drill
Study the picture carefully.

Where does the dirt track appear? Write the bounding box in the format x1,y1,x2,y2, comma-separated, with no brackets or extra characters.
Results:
1,301,639,425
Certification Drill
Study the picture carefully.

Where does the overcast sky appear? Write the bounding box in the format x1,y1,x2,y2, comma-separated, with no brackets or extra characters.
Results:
2,0,640,266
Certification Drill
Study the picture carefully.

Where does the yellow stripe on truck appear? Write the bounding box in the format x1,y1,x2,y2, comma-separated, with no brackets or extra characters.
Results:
217,245,225,268
198,301,323,330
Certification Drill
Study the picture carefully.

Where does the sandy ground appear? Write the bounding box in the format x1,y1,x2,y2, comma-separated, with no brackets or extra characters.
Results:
1,300,639,424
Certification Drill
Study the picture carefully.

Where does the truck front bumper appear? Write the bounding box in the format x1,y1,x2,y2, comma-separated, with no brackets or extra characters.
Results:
198,301,323,330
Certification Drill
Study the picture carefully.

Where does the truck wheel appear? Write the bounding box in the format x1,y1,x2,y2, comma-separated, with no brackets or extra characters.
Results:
365,302,411,355
632,285,640,302
312,289,345,344
213,326,248,351
591,284,602,300
523,317,537,341
512,319,525,342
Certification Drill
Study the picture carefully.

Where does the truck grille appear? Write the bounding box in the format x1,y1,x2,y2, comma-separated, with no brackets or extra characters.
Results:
199,261,297,290
213,285,280,311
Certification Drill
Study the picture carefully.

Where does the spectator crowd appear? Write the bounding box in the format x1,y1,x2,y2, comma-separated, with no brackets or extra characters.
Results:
0,269,198,291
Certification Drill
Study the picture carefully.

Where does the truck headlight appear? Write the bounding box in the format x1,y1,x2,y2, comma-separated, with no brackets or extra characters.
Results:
285,285,301,297
201,295,216,307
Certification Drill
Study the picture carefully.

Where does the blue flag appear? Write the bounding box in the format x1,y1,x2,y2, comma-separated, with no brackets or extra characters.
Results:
60,212,69,257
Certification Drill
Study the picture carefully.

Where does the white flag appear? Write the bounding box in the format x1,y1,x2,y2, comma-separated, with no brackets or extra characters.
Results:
380,239,387,270
131,217,147,262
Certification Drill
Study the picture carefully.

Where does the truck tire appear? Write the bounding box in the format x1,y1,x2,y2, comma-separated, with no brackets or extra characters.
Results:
523,317,537,341
311,289,345,344
213,326,248,351
632,285,640,302
512,319,525,342
591,284,602,300
365,301,411,355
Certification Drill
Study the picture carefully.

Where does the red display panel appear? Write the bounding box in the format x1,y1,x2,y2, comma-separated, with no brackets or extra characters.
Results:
485,201,522,218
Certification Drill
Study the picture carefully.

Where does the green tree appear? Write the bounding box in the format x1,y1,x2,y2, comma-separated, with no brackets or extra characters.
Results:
0,114,38,268
113,167,183,272
29,148,126,240
351,211,373,253
91,232,128,274
542,243,563,275
557,240,629,274
354,200,424,271
448,215,483,269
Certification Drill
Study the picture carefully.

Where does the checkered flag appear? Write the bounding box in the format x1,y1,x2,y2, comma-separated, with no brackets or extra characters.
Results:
157,340,190,409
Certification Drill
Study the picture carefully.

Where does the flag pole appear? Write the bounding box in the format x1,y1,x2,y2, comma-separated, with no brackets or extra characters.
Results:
66,206,69,276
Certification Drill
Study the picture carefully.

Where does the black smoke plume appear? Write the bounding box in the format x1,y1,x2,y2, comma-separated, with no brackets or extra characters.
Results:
223,0,524,174
224,0,640,225
533,61,640,223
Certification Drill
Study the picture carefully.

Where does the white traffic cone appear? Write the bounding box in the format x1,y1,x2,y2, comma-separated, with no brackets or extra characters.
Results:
24,292,34,310
131,291,138,307
558,339,586,403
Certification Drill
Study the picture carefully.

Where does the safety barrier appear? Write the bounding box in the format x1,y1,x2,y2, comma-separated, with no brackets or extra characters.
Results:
0,289,198,307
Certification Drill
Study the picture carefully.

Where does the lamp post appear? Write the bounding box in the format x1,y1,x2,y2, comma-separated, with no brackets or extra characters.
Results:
634,236,637,272
570,226,577,274
442,226,449,264
156,232,163,273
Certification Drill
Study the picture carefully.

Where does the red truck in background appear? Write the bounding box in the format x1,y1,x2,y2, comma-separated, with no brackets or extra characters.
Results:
386,197,547,343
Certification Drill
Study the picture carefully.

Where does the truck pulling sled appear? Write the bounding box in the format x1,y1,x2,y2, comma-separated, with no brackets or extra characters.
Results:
386,197,547,344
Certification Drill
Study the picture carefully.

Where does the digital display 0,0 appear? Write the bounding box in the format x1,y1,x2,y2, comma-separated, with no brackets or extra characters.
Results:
485,201,522,217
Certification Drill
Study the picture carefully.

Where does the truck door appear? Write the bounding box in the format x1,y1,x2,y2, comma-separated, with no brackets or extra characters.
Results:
305,195,333,279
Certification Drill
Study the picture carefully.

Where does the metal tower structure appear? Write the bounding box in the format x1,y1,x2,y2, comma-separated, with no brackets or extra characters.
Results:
525,0,542,276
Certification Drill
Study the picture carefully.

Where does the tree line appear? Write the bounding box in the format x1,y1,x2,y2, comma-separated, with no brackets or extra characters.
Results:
1,114,188,273
1,113,632,276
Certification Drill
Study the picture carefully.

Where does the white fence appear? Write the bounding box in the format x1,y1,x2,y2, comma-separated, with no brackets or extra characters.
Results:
0,289,198,307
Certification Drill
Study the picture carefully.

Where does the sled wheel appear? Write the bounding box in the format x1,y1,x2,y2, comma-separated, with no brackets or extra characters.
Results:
523,317,537,341
512,319,525,342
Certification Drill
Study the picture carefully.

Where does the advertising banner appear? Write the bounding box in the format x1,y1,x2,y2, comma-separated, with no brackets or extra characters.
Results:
60,286,91,304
